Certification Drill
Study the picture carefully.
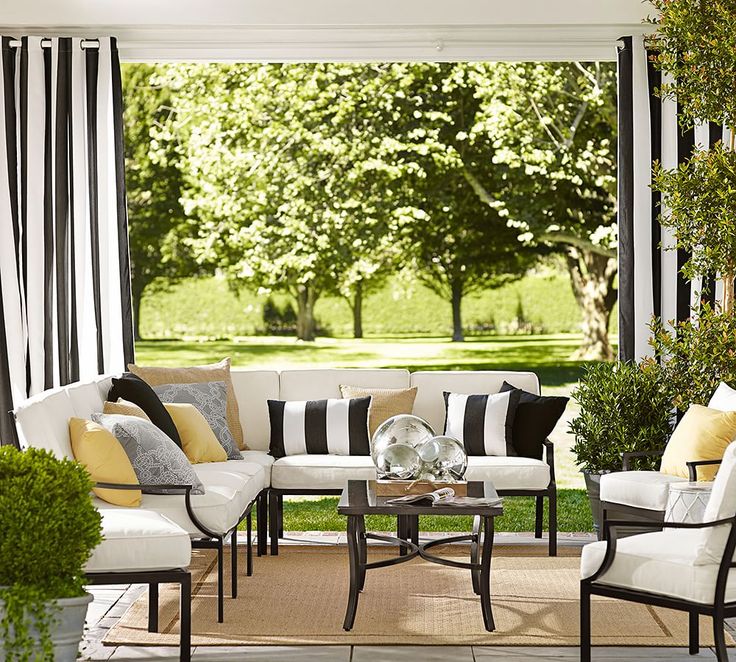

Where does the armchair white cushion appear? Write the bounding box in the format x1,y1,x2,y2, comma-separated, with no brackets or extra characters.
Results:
600,471,687,512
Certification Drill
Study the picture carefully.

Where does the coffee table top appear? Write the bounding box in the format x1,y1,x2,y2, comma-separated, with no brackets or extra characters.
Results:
337,480,503,517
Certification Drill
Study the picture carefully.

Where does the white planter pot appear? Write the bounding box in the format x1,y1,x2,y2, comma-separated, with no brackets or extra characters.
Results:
0,591,93,661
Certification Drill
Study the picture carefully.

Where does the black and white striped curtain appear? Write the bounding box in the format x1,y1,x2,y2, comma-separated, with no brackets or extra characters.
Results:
618,35,731,362
0,36,134,446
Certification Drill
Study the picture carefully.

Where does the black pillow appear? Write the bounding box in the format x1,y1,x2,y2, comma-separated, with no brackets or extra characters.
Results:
108,373,182,448
499,381,568,459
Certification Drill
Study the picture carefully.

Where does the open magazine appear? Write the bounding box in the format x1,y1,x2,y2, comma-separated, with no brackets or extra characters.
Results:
387,487,502,508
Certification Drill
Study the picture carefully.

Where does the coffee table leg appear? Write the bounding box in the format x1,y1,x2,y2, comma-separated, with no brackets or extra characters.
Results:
343,515,362,631
397,515,407,556
470,515,482,595
479,515,496,632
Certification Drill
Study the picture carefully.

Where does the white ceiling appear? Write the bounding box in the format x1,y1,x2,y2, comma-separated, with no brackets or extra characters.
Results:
0,0,653,61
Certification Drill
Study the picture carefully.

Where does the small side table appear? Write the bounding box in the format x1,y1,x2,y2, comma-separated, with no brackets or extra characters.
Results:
665,481,713,524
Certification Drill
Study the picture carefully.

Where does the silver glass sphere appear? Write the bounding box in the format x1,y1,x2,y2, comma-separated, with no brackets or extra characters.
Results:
419,435,467,482
371,414,435,463
375,443,422,480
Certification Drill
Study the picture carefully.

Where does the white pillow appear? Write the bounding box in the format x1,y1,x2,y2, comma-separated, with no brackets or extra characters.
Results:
709,382,736,412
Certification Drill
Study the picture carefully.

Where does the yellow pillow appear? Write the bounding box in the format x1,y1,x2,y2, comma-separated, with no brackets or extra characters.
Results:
660,404,736,480
339,385,418,437
164,403,227,464
69,418,141,507
103,398,151,421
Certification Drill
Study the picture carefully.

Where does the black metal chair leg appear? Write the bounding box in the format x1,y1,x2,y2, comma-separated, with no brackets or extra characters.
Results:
246,511,253,576
689,610,699,655
713,612,727,661
535,495,543,538
278,494,284,538
180,573,191,662
257,491,268,556
580,582,591,662
231,528,238,598
217,538,224,623
548,491,557,557
269,491,279,555
147,583,159,632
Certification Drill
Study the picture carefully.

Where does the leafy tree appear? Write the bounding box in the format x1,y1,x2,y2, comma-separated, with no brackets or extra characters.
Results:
160,63,402,340
122,64,198,339
380,63,536,341
463,62,618,359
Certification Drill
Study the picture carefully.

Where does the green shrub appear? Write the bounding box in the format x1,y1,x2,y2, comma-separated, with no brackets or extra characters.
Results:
569,361,674,473
650,304,736,413
0,447,103,660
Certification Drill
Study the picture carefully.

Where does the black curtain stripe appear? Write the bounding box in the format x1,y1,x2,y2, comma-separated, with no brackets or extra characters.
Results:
2,39,20,287
617,37,635,362
675,102,694,324
647,52,662,319
304,399,328,454
463,395,488,456
110,38,134,366
347,397,371,456
19,39,29,392
42,44,53,389
85,47,104,374
54,38,71,385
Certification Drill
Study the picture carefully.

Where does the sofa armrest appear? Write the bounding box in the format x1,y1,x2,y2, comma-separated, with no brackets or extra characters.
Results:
93,482,219,539
686,459,723,482
621,450,665,471
543,439,556,485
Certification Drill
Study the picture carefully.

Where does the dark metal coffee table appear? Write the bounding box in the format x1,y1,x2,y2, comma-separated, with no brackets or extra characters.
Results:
337,479,503,632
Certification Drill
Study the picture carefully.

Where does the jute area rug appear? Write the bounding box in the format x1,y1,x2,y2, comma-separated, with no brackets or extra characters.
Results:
105,544,730,647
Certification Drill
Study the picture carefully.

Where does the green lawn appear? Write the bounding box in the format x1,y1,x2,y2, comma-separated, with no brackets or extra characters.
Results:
241,491,593,533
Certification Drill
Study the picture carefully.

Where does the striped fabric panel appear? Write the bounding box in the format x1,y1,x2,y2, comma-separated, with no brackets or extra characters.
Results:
0,36,133,447
268,397,371,458
443,391,520,457
618,35,733,362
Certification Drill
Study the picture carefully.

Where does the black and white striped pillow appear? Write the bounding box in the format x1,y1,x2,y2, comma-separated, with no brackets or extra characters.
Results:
268,397,372,458
443,391,521,456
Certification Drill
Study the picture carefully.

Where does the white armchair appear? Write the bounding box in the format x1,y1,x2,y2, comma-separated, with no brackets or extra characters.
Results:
580,440,736,661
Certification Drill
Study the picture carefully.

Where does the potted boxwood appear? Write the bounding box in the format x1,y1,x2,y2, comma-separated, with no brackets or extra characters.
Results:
569,360,673,537
0,446,103,661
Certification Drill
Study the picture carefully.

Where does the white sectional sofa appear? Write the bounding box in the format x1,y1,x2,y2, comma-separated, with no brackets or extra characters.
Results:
11,366,557,660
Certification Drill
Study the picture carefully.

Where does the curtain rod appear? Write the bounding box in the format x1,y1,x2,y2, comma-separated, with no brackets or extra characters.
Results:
7,39,100,50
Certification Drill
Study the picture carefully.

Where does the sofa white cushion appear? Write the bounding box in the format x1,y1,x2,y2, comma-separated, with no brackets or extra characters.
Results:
86,506,191,573
600,471,687,512
14,388,77,458
239,450,275,486
411,371,540,435
465,455,550,490
279,369,410,402
114,461,267,537
271,454,377,489
581,529,736,604
230,370,280,451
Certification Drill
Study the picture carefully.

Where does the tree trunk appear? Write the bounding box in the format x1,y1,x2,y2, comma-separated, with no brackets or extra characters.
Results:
352,280,364,339
723,272,735,316
451,281,464,342
565,248,617,361
295,285,317,341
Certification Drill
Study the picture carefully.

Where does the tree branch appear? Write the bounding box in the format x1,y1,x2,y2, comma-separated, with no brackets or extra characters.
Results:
537,232,616,259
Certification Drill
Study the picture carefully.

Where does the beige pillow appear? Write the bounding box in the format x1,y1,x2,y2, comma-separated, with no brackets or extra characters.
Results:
128,358,245,450
103,398,151,421
660,404,736,480
339,385,418,437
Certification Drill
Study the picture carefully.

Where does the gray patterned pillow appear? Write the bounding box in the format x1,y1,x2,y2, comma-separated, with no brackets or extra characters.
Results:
152,381,242,460
92,413,205,495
